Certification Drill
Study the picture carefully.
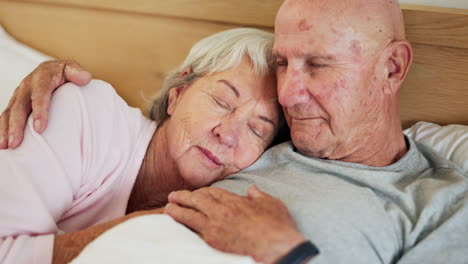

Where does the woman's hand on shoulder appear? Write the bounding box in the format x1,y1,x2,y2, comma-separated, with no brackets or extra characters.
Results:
0,59,92,149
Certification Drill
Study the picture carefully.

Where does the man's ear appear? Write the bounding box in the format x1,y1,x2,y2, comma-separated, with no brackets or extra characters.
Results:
383,40,413,95
167,86,184,116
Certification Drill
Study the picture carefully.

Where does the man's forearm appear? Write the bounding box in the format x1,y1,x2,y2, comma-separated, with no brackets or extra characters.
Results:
52,208,164,264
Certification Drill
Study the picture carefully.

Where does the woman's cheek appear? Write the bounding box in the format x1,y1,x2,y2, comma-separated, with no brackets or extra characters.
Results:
236,144,264,169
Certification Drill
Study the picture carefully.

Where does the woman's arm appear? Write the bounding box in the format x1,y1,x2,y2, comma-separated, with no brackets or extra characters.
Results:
0,80,151,264
0,59,91,149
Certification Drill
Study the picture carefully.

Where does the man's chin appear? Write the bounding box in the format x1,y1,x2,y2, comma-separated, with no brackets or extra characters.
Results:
295,146,329,159
291,137,333,159
290,130,333,157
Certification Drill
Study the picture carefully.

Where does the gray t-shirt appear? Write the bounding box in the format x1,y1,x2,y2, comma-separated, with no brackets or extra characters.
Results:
213,137,468,264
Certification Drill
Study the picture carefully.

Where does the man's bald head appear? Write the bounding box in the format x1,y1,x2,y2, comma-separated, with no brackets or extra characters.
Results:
276,0,406,57
273,0,413,166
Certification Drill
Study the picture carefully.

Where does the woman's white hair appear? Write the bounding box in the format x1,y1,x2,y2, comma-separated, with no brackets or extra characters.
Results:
148,28,275,123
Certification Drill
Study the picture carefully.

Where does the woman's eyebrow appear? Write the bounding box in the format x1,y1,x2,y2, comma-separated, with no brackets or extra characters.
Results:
218,80,240,98
259,115,276,128
217,79,275,127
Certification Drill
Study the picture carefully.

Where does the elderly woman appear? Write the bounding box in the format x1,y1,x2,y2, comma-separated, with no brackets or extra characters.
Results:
0,28,282,263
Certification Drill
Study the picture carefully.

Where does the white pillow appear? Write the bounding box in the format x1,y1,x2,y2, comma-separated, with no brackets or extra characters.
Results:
0,25,53,112
404,121,468,173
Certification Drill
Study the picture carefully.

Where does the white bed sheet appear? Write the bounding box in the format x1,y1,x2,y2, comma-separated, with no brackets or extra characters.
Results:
71,214,259,264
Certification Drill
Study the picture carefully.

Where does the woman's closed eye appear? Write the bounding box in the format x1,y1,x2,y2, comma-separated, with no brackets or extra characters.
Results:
211,96,232,111
248,122,274,144
249,124,263,138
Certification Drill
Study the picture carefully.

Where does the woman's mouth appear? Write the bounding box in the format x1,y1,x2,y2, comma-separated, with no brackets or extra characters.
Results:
197,146,223,167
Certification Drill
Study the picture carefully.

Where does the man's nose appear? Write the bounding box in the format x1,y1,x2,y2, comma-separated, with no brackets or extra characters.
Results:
278,68,310,108
212,116,240,148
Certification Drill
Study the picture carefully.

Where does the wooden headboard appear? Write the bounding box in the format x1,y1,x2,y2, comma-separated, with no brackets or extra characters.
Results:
0,0,467,127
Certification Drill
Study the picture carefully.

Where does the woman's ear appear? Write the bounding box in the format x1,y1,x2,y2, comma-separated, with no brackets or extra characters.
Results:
167,86,184,116
178,67,193,78
167,67,192,116
382,40,413,95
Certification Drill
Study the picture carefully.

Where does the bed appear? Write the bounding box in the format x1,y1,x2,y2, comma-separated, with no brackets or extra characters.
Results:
0,1,467,263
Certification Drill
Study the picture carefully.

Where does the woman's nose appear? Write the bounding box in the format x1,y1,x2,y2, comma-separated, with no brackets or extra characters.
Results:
278,68,310,108
213,116,240,148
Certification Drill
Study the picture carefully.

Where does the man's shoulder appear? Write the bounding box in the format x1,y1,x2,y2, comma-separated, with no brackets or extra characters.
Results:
212,141,296,194
410,137,467,178
212,141,334,195
247,141,296,168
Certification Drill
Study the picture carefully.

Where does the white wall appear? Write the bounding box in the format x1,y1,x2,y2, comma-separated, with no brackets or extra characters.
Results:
398,0,468,9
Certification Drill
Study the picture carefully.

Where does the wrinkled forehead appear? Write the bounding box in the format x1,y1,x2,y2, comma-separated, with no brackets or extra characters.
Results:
277,0,397,21
274,1,383,57
273,25,371,61
275,0,347,30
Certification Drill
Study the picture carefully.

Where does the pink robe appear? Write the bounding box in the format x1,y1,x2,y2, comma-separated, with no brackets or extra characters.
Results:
0,80,157,264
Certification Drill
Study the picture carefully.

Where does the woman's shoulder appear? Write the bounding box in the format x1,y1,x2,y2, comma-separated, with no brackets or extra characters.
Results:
53,79,122,111
47,79,155,198
51,79,150,127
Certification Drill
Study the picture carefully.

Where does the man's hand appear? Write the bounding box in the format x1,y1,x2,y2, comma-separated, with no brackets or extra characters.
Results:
164,185,306,264
0,59,91,149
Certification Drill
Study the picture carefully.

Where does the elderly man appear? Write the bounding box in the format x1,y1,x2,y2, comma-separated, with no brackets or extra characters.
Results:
1,0,467,263
162,1,468,263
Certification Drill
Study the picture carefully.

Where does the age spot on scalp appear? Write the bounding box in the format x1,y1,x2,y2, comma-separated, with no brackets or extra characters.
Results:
350,40,362,57
331,27,344,37
298,19,311,32
339,79,347,89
